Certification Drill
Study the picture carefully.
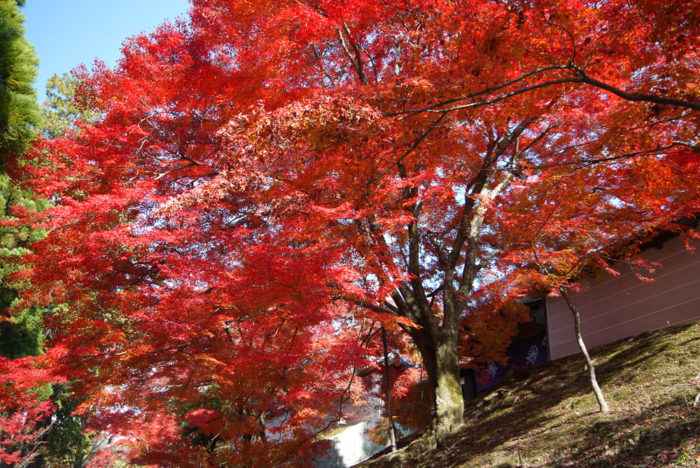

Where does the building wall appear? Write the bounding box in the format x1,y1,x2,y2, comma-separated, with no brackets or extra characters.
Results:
546,236,700,360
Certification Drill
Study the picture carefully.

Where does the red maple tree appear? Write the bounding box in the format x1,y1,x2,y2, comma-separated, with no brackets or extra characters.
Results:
11,0,698,463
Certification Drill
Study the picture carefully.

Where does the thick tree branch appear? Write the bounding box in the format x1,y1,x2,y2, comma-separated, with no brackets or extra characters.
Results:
337,24,368,85
393,64,699,121
389,65,571,119
399,78,577,118
345,297,398,317
570,63,700,111
372,111,447,183
532,141,698,170
444,119,535,331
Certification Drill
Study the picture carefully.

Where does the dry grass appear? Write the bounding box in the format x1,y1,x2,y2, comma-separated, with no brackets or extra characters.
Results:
362,321,700,467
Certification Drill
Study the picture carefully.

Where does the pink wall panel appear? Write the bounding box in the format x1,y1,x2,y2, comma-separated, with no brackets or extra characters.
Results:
546,236,700,360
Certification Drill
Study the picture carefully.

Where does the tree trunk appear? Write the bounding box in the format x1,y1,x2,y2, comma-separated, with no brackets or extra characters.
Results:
381,326,397,451
433,338,465,434
412,329,465,439
560,287,610,413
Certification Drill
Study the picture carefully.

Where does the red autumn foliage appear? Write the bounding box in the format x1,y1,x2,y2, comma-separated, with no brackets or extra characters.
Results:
0,348,67,464
4,0,696,464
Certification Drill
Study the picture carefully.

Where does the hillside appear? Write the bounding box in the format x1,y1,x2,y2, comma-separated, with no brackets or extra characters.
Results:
362,321,700,467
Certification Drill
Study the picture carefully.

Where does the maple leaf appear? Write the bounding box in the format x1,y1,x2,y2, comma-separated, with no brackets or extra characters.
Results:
13,0,698,463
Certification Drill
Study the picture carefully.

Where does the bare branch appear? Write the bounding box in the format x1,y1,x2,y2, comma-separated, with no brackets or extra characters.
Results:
570,63,700,111
531,141,698,170
393,63,699,123
389,65,570,119
337,24,368,85
372,111,447,183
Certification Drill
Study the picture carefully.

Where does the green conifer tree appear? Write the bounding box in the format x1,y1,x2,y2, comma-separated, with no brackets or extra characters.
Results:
0,5,94,465
0,0,43,358
0,0,39,166
0,172,46,358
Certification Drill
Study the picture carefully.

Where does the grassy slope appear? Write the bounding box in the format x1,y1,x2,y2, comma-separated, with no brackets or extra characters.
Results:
363,321,700,467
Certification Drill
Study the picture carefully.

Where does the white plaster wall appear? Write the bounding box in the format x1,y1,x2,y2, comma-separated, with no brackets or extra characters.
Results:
315,420,385,468
314,373,386,468
546,236,700,360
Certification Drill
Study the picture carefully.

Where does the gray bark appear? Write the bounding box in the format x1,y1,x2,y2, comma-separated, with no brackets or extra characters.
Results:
560,287,610,413
381,326,397,451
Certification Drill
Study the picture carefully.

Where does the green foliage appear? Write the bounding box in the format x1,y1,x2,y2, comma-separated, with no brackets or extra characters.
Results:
0,172,47,280
43,383,95,466
0,306,42,357
0,0,45,357
0,3,94,466
0,175,92,465
0,173,46,358
41,72,99,139
0,0,40,166
0,173,91,464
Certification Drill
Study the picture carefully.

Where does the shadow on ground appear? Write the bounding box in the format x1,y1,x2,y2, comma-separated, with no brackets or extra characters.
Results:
362,322,699,467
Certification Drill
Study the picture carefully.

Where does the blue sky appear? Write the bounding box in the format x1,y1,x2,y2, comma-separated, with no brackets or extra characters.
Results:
23,0,191,102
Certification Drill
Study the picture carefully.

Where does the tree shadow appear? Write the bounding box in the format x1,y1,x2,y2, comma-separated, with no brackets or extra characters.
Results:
364,322,698,467
592,324,695,387
389,360,598,467
552,397,699,467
